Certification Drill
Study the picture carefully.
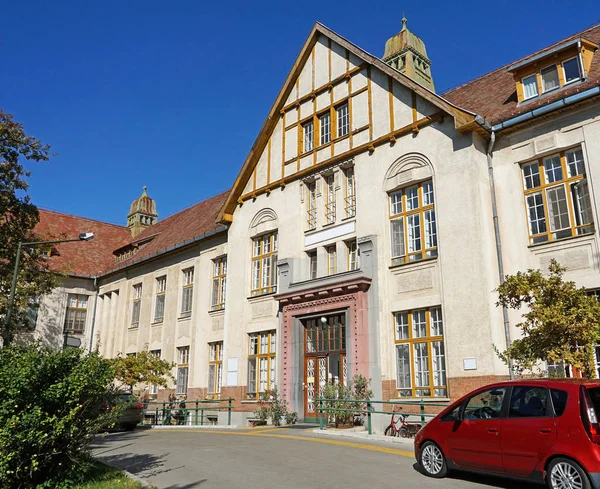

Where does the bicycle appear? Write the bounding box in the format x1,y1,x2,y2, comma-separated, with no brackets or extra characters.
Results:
383,406,402,436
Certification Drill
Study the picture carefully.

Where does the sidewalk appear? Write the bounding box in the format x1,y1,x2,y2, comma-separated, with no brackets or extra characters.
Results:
310,426,415,447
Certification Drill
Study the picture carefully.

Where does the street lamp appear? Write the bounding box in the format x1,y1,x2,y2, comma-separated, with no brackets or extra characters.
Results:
4,232,95,347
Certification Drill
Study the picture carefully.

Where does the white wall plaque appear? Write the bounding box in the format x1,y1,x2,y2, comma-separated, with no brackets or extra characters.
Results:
463,358,477,371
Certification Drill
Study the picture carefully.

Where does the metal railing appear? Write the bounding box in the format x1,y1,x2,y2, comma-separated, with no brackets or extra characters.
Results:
316,398,451,435
143,398,234,426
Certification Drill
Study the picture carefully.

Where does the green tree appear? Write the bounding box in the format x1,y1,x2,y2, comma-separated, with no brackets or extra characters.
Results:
0,343,118,488
111,348,175,391
0,109,54,346
496,259,600,378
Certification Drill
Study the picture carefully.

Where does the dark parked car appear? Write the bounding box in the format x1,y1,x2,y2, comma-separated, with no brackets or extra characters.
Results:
414,378,600,489
113,393,144,430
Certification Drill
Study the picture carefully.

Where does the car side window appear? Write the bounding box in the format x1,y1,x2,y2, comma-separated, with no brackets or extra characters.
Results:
509,386,549,418
550,389,568,416
440,404,461,422
463,387,506,420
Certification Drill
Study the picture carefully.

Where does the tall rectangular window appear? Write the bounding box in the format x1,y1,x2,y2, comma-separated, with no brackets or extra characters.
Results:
211,257,227,311
176,346,189,397
521,147,593,244
180,268,194,317
344,167,356,218
131,284,142,327
325,174,336,224
154,276,166,323
303,120,314,153
208,342,223,396
308,251,317,280
251,232,278,296
347,239,358,271
327,245,337,275
64,294,88,332
337,103,349,137
389,180,436,265
320,112,330,145
306,181,317,230
394,307,446,398
149,349,161,398
247,331,276,398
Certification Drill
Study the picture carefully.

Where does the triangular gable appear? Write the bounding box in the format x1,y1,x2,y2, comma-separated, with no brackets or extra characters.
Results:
217,23,479,223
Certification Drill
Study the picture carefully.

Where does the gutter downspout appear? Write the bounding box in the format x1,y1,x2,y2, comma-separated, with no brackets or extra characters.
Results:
88,277,99,352
487,130,515,380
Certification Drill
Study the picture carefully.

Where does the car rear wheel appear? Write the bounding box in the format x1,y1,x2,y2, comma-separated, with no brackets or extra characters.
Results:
418,441,447,478
547,457,591,489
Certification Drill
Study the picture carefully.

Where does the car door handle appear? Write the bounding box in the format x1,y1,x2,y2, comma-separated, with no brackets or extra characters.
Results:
540,428,552,433
487,428,499,434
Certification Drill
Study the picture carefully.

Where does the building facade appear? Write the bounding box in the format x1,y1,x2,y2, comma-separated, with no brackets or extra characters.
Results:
30,20,600,429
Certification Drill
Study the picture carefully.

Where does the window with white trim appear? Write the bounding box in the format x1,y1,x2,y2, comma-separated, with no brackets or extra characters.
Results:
325,174,336,225
303,120,314,153
308,250,317,280
344,167,356,218
563,57,582,84
337,103,349,137
149,349,161,398
306,181,317,230
521,147,593,244
251,232,278,296
541,65,559,92
327,245,337,275
395,307,446,398
176,346,189,396
389,180,437,265
208,342,223,397
64,294,88,332
247,331,276,398
211,257,227,311
347,239,359,271
131,284,142,327
154,276,166,323
181,268,194,317
320,112,330,145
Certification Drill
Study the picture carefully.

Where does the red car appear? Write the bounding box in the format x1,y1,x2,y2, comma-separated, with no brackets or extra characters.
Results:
414,378,600,489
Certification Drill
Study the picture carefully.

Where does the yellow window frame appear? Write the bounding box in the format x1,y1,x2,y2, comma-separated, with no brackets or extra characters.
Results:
247,331,277,398
251,232,278,296
394,307,446,398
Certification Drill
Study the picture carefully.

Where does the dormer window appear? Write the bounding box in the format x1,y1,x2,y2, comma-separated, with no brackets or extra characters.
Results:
510,37,597,104
563,57,581,83
522,74,538,99
541,65,559,92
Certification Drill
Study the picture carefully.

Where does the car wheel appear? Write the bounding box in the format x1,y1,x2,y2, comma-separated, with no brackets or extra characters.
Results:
122,423,138,431
418,441,447,478
547,458,591,489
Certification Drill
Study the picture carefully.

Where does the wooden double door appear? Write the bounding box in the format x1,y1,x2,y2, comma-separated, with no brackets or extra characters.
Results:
303,314,347,423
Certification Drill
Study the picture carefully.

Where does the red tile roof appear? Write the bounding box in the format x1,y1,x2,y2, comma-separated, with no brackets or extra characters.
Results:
34,210,132,276
442,24,600,126
35,190,230,277
106,190,230,273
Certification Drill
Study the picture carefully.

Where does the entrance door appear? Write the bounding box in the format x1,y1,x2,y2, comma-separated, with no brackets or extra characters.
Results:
303,314,346,422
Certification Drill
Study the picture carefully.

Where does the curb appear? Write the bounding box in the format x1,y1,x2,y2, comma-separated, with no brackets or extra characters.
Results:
96,459,155,488
310,428,415,447
149,424,239,430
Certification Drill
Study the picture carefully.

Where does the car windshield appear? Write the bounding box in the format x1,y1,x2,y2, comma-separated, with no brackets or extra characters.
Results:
587,387,600,418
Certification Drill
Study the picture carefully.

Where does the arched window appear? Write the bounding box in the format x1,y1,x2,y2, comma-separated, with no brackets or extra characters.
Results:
249,209,279,296
384,154,437,265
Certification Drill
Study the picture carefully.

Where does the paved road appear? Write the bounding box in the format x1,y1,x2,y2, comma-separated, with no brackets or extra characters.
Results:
92,426,537,489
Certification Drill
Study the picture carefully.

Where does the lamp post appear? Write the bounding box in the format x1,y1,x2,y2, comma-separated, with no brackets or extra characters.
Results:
4,232,95,347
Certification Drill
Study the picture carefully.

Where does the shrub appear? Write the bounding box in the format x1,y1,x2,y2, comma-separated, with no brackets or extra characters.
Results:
0,344,118,488
255,386,289,426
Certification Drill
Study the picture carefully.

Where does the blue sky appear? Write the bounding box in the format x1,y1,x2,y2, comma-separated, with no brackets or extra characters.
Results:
3,1,599,225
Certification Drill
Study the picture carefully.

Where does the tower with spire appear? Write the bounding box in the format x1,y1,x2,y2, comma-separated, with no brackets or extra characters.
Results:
382,17,435,92
127,186,158,238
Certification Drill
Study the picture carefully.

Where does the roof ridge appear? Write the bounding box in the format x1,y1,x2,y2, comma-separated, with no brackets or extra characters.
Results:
38,208,128,229
153,188,230,223
442,21,600,96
